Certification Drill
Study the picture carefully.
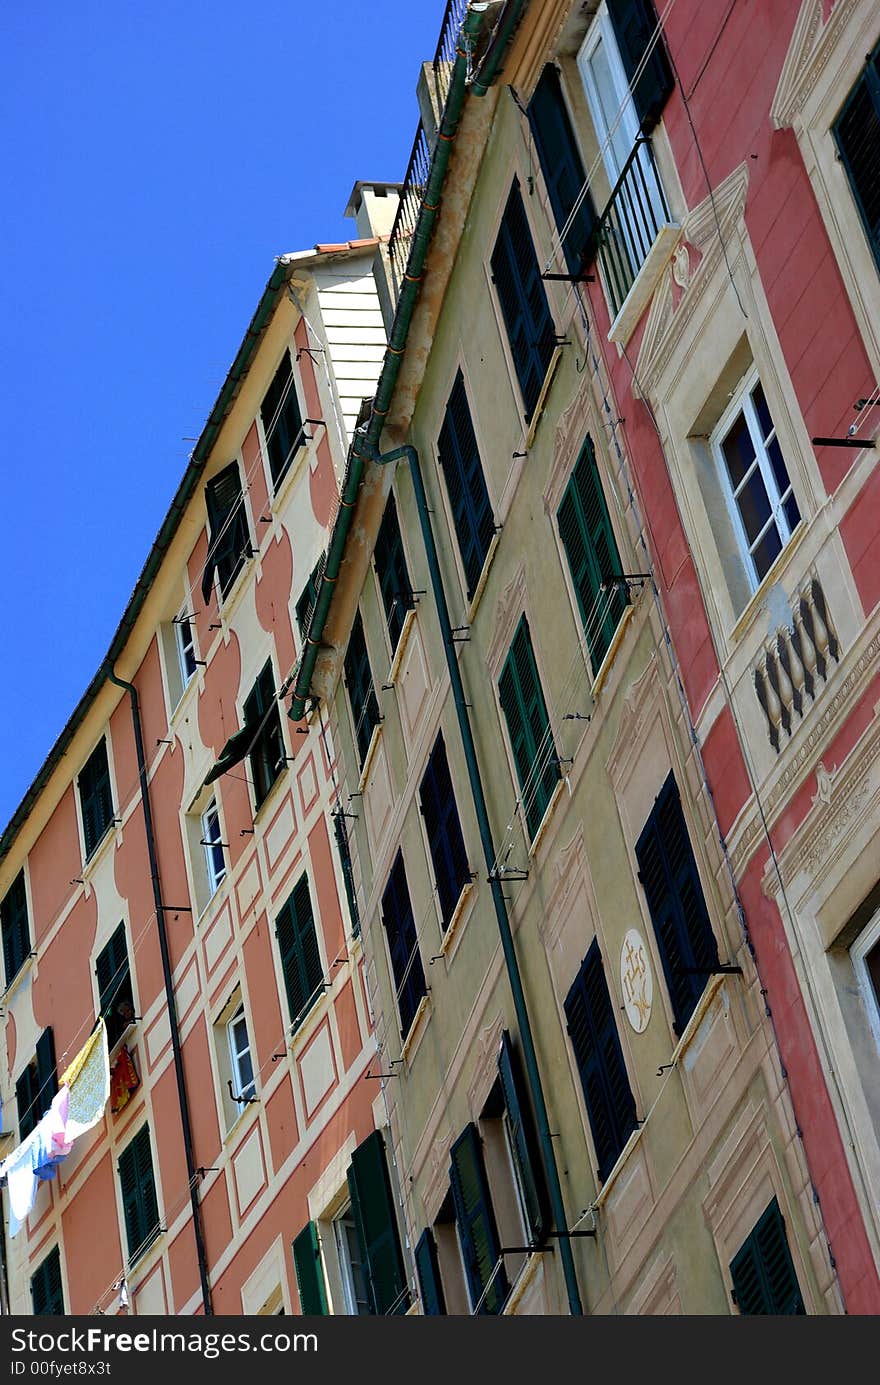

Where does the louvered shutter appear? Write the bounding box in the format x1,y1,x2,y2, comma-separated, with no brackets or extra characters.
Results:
80,740,114,860
636,773,719,1034
730,1198,805,1315
564,942,637,1182
420,735,469,928
381,853,426,1037
292,1222,329,1314
491,182,555,420
437,372,495,598
36,1028,57,1120
276,874,323,1031
607,0,673,131
16,1061,38,1139
296,554,325,639
243,662,284,808
449,1124,508,1314
497,1030,548,1243
833,51,880,271
344,613,380,768
96,922,132,1047
119,1125,159,1264
261,352,303,488
499,618,560,838
31,1246,63,1316
414,1228,446,1315
203,462,249,602
1,870,30,986
347,1130,407,1315
333,810,360,938
528,65,597,273
375,494,413,652
558,437,627,673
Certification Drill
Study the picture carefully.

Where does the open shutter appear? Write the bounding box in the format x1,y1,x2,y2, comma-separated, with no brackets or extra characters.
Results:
607,0,673,131
16,1062,38,1139
203,462,249,601
414,1228,446,1315
449,1123,508,1314
730,1198,805,1315
134,1126,160,1256
120,1125,160,1264
420,735,469,928
375,494,413,651
558,437,627,673
80,740,114,860
118,1137,142,1261
333,809,360,938
833,51,880,272
96,923,132,1046
1,871,30,986
347,1130,407,1315
276,875,323,1031
296,554,325,639
528,65,597,273
36,1028,57,1120
564,941,636,1182
491,182,555,420
344,612,380,767
381,853,426,1037
499,617,559,838
261,352,303,488
31,1247,63,1316
497,1030,548,1243
293,1222,329,1314
438,372,495,599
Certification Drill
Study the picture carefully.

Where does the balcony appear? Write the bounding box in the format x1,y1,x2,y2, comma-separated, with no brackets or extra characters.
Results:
753,576,841,753
594,136,678,342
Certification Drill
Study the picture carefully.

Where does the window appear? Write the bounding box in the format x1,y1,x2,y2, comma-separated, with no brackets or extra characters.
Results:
852,908,880,1051
490,180,556,421
833,42,880,274
635,771,719,1035
175,613,197,687
30,1246,64,1316
292,1222,328,1315
118,1125,161,1265
419,733,470,929
201,461,251,603
261,351,304,490
201,799,226,896
16,1030,57,1141
332,808,360,939
96,922,135,1049
374,493,413,653
498,616,560,840
449,1123,508,1314
344,611,380,769
730,1198,806,1315
296,553,325,640
242,662,286,811
528,65,597,275
711,371,801,590
557,434,628,675
227,1005,255,1111
1,870,31,988
564,939,637,1182
78,738,114,861
334,1207,373,1315
275,872,324,1033
497,1030,547,1243
415,1228,446,1315
437,371,496,601
380,852,427,1039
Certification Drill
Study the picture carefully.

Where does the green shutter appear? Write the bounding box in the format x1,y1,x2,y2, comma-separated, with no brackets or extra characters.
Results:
1,870,31,987
16,1061,38,1140
528,65,597,273
730,1199,806,1315
202,462,250,602
292,1222,329,1315
607,0,673,131
276,873,324,1031
119,1125,160,1264
332,809,360,938
437,371,496,600
36,1028,57,1117
564,942,637,1183
243,662,284,809
490,180,556,420
374,493,413,651
79,740,114,860
96,922,133,1047
31,1246,64,1316
497,1031,548,1243
449,1124,508,1315
296,554,325,639
347,1130,408,1315
557,436,628,674
498,617,560,838
344,612,380,768
414,1228,446,1315
833,48,880,273
261,351,303,488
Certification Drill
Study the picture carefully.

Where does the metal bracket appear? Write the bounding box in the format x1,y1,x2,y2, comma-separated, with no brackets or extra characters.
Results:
811,435,876,449
227,1080,257,1106
541,272,595,282
680,964,743,976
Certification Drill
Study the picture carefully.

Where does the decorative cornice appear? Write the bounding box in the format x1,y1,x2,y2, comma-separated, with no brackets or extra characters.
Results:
466,1015,504,1120
486,561,527,676
770,0,859,130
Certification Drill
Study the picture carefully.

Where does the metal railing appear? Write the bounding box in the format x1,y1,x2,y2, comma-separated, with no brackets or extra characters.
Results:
596,135,670,317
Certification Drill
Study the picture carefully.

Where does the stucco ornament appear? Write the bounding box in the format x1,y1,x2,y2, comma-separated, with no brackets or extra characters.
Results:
671,242,690,289
620,928,653,1034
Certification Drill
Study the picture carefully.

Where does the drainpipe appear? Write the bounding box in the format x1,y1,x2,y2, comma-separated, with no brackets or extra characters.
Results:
368,443,584,1317
109,671,213,1317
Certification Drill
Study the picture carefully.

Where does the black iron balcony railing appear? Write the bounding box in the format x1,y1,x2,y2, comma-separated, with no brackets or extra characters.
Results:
595,135,670,318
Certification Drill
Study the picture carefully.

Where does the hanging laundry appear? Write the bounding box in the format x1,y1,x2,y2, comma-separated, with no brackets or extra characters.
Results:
110,1047,140,1114
1,1129,39,1236
63,1020,110,1140
33,1088,73,1181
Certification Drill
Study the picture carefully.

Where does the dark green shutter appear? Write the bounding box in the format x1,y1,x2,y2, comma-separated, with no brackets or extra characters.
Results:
833,47,880,273
36,1028,57,1116
497,1030,548,1243
347,1130,408,1315
30,1246,64,1316
332,809,360,938
1,870,31,987
374,493,413,652
635,772,719,1035
730,1198,806,1315
449,1124,508,1314
202,462,251,602
118,1125,160,1264
344,611,380,768
296,553,325,639
491,180,556,420
276,873,324,1031
16,1058,39,1140
437,372,496,599
565,941,637,1183
204,724,254,786
79,739,114,860
607,0,673,131
498,616,560,839
557,435,628,674
242,661,284,809
96,922,133,1048
380,853,427,1037
414,1228,446,1315
420,733,469,928
528,65,597,273
292,1222,329,1314
261,351,303,488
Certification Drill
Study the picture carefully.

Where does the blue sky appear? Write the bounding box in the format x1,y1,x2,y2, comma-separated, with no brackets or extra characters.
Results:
0,1,441,833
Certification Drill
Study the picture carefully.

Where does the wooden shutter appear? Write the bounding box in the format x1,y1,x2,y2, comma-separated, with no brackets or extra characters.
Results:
203,462,250,601
1,870,30,987
344,612,380,767
730,1198,806,1315
564,941,637,1182
833,51,880,271
31,1246,64,1316
607,0,673,131
437,371,496,600
635,773,719,1035
497,1030,548,1243
16,1061,39,1140
36,1028,58,1121
491,181,556,420
243,662,284,809
375,493,413,651
119,1125,159,1264
79,740,114,860
528,65,597,273
96,922,132,1047
380,853,426,1037
449,1124,508,1314
332,809,360,938
276,873,324,1031
292,1222,329,1314
296,553,325,638
420,734,469,928
261,352,303,488
414,1228,446,1315
498,617,560,838
347,1130,408,1315
557,436,627,674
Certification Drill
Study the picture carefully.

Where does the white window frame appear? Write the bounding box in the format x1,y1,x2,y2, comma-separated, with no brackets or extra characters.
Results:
710,366,801,594
201,799,226,896
174,611,197,688
332,1204,372,1315
226,1005,255,1112
852,907,880,1053
576,3,641,188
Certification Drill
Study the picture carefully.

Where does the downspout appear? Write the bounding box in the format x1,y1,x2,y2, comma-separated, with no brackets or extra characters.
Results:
368,442,584,1317
108,671,213,1317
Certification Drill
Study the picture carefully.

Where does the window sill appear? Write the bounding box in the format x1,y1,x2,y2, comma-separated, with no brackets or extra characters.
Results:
127,1227,165,1279
527,777,567,859
439,880,476,964
2,953,35,1007
222,1095,261,1148
288,984,329,1052
607,223,681,348
385,607,418,687
465,533,501,626
251,764,289,826
357,723,383,794
524,345,564,451
268,441,312,520
401,992,431,1065
727,519,809,649
589,603,636,701
82,821,121,881
197,875,230,927
503,1250,545,1315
